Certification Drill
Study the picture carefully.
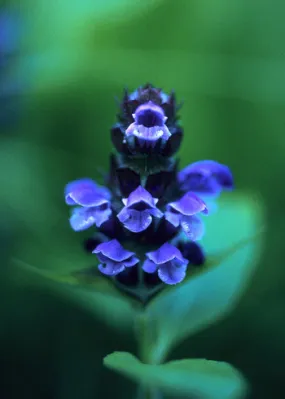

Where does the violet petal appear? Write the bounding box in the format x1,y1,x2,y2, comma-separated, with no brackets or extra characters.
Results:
93,239,134,262
126,186,156,209
158,261,187,285
69,207,96,231
168,192,207,216
146,243,185,265
142,259,158,273
123,256,140,268
164,211,180,228
65,178,111,206
98,261,125,276
126,123,168,141
178,160,233,193
134,101,165,127
70,207,111,231
180,215,205,241
116,167,141,197
119,209,153,233
149,207,163,219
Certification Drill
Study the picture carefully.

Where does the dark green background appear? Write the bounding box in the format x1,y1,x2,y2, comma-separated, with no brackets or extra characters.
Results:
0,0,284,398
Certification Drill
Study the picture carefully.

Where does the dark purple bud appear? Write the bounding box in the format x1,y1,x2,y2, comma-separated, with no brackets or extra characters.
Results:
107,153,119,188
161,127,183,157
143,243,188,285
145,170,176,198
143,270,162,287
177,241,206,266
153,218,178,245
178,160,234,194
119,88,140,122
115,265,139,287
83,233,108,253
116,167,141,197
161,90,177,121
132,84,163,104
111,124,130,154
93,239,139,276
99,212,125,239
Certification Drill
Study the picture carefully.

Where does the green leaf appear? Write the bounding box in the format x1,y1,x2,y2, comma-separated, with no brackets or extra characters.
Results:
104,351,247,399
12,259,140,333
144,194,264,363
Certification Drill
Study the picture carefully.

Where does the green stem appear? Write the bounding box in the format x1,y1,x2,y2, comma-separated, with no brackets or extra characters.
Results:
135,314,167,399
137,385,163,399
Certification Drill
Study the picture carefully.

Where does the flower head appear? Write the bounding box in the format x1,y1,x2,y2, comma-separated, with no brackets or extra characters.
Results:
165,192,207,240
93,239,139,276
117,186,163,233
65,179,112,231
64,84,234,293
143,243,189,285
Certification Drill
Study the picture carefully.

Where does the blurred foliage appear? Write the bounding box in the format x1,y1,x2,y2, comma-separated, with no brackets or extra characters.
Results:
0,0,284,398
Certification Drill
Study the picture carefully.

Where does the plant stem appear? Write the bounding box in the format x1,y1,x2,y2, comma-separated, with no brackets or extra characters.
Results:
137,385,164,399
135,313,166,399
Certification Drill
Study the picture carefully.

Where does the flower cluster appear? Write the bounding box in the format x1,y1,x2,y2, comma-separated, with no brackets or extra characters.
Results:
65,84,233,288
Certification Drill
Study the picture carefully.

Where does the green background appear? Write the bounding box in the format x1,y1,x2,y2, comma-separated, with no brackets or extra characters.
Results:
0,0,284,398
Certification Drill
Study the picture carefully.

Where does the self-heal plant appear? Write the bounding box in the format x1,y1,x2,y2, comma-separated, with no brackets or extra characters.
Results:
65,84,234,294
61,84,263,399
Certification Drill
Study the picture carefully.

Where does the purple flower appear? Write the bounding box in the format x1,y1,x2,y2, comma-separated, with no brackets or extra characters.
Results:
93,239,139,276
178,160,234,195
65,178,112,231
165,192,208,240
125,101,171,147
143,243,189,285
117,186,163,233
